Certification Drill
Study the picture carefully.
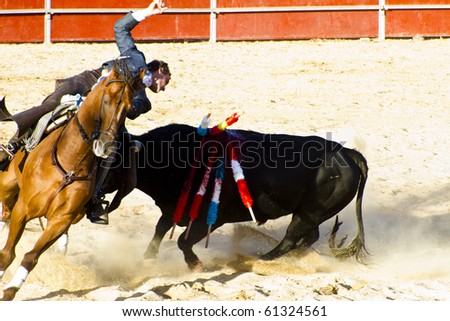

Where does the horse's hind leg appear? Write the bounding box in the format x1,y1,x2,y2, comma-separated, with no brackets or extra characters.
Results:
0,168,19,225
260,214,319,261
0,201,27,280
1,215,73,300
0,193,18,232
0,202,7,231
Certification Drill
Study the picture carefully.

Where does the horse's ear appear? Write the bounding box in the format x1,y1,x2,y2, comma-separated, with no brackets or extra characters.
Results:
139,68,148,81
137,67,148,90
109,66,119,78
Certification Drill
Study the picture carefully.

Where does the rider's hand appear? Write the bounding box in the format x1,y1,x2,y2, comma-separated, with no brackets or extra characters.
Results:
147,0,168,15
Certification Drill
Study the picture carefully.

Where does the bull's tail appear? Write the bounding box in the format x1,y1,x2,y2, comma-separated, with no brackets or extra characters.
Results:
329,148,369,263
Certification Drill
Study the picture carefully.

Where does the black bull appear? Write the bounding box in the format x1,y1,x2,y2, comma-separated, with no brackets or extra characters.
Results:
104,124,369,269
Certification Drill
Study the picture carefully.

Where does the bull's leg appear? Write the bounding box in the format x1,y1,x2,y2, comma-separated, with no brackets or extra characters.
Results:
143,214,173,259
261,215,319,260
1,215,73,301
178,223,214,271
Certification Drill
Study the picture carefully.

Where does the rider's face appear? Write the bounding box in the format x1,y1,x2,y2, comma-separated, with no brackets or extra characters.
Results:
149,69,170,93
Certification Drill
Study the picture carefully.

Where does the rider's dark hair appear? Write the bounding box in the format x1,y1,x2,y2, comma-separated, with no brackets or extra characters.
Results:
147,60,171,83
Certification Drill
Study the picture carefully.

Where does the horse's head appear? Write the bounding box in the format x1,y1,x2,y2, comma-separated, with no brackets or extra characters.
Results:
83,59,145,158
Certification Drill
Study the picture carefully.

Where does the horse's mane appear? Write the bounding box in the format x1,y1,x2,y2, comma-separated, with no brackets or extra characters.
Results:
111,58,138,88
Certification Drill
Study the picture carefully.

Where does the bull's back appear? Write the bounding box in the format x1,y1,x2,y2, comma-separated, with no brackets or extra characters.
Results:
234,130,352,219
135,124,361,223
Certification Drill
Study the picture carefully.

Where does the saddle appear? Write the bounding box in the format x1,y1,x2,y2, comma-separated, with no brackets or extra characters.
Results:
23,94,83,152
0,94,83,172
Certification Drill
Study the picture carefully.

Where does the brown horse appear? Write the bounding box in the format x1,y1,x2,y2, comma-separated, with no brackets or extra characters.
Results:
0,60,144,300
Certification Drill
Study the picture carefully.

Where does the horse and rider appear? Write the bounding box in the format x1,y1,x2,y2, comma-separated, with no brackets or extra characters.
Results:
0,1,174,300
0,0,171,224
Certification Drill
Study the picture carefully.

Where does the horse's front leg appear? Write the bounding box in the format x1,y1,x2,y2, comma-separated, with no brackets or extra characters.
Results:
38,218,69,255
1,214,74,300
56,231,69,255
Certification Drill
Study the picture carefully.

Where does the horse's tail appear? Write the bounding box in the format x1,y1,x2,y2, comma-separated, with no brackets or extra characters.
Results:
329,148,369,263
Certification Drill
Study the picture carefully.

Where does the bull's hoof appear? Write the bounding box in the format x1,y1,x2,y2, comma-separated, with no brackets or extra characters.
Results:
143,252,156,260
260,252,277,261
187,260,203,272
1,287,18,301
143,247,158,260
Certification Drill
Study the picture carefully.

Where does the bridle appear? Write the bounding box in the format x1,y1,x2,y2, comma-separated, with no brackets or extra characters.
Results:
44,78,129,211
75,78,127,144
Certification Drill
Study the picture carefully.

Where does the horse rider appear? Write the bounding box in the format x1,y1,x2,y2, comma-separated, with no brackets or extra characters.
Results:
0,0,171,224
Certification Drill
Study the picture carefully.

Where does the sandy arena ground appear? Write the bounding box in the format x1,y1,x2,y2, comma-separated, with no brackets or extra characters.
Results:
0,39,449,302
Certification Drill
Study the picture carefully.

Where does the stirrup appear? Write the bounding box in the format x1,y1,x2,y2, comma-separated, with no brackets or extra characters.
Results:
90,212,109,225
0,144,15,160
89,200,109,225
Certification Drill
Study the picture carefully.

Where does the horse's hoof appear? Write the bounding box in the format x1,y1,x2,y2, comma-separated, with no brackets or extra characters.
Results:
187,260,203,272
1,287,18,301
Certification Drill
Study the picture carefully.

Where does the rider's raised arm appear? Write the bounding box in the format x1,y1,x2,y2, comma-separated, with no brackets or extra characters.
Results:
114,1,167,69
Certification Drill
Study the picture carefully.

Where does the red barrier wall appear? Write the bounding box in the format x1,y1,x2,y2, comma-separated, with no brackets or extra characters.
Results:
0,0,449,42
217,11,378,40
0,0,44,42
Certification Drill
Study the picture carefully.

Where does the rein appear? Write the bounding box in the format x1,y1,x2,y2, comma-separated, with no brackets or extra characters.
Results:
41,127,95,217
42,78,128,214
75,78,127,144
